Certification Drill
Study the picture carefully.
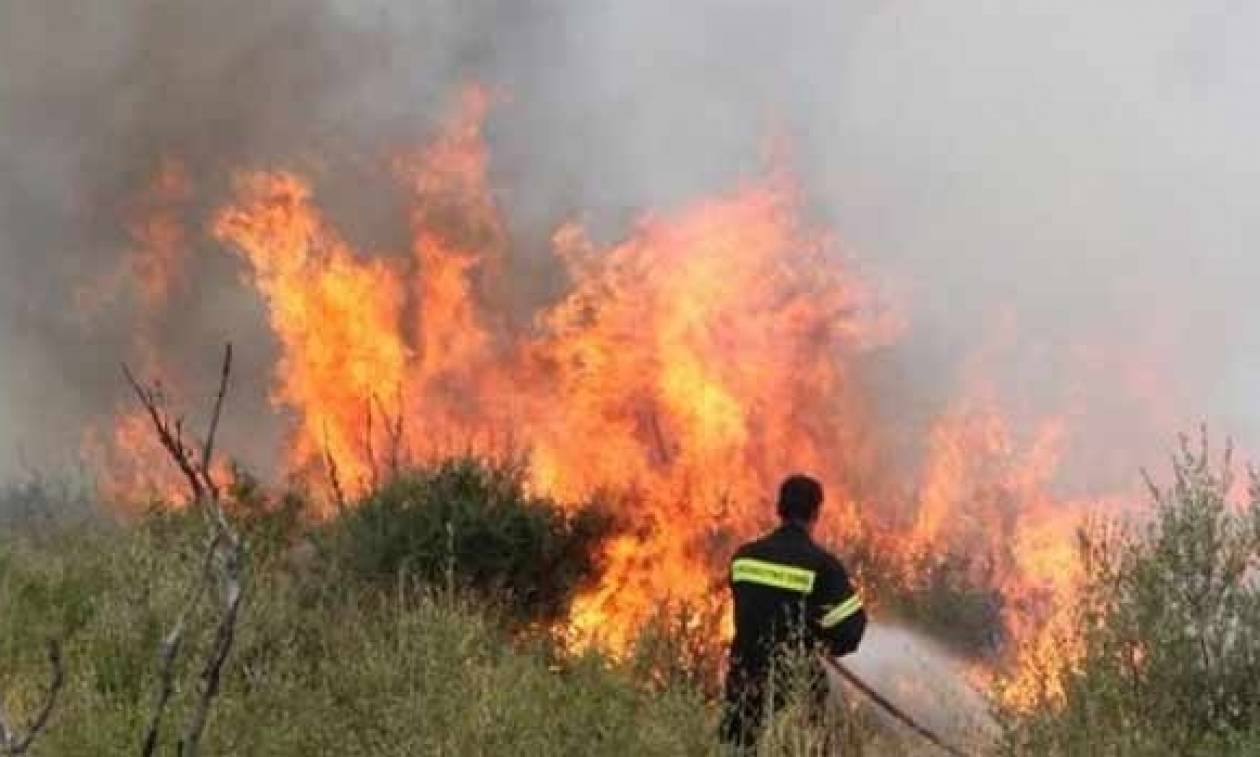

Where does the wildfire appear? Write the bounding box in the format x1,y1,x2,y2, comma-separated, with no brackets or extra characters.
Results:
126,157,193,308
81,157,197,504
214,171,409,489
97,86,1154,700
83,409,186,507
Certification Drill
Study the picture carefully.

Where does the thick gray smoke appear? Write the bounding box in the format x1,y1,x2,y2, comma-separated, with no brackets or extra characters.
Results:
2,1,1257,486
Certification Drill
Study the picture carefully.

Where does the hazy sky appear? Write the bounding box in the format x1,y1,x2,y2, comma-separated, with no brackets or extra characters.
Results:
1,1,1257,482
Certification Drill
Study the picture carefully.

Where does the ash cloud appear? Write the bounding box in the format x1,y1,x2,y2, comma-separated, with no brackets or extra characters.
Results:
2,1,1258,486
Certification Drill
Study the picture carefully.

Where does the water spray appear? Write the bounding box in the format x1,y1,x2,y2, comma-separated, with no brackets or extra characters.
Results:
823,656,969,756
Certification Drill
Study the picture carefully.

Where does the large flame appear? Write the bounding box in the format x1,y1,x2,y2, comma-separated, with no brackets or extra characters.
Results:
97,88,1157,698
214,172,409,489
82,157,196,505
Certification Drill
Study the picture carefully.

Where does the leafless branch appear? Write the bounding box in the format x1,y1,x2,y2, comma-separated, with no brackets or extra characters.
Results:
200,344,233,502
125,343,246,757
140,533,221,757
373,386,407,478
177,538,243,757
0,640,65,756
323,426,346,513
364,396,379,493
643,405,672,467
122,364,204,503
179,549,243,756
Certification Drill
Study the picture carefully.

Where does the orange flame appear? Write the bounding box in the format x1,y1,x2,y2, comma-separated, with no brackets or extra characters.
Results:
83,158,196,502
99,87,1158,695
213,172,409,496
127,157,193,307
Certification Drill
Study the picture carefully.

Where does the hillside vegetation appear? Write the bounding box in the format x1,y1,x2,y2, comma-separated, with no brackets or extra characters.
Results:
995,436,1260,755
0,436,1257,755
0,459,880,755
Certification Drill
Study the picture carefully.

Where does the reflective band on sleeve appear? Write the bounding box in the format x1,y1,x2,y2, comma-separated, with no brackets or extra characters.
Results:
731,558,816,593
819,595,863,628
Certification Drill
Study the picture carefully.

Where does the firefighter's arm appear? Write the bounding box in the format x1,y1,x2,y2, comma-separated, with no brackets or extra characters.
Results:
814,556,867,657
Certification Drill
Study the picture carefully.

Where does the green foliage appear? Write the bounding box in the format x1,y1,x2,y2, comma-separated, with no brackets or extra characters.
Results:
0,516,719,755
847,533,1004,658
225,464,308,560
882,552,1003,658
999,433,1260,755
327,456,614,623
751,643,883,757
0,454,938,756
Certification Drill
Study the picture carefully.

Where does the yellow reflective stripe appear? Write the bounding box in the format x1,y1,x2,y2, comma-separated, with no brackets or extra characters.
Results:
819,595,863,628
731,558,816,593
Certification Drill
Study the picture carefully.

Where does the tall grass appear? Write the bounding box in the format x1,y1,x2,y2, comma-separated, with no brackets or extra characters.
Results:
0,513,716,754
997,434,1260,755
0,457,877,755
34,446,1254,754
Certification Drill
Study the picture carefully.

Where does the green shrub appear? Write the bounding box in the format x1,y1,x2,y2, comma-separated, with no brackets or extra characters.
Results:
999,433,1260,755
846,529,1004,658
879,551,1003,657
0,516,720,756
225,464,308,560
0,455,955,756
325,456,614,624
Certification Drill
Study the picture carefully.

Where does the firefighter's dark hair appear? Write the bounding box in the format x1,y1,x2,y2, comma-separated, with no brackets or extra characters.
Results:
777,475,823,523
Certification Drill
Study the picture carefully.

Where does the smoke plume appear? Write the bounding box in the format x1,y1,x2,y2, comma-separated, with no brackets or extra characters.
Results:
1,0,1258,485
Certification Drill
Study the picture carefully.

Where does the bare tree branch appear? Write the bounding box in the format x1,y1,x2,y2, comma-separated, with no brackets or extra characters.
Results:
0,707,11,746
179,558,243,757
121,364,204,503
364,396,379,493
200,344,233,502
125,343,246,757
140,533,221,757
323,424,347,513
178,538,243,757
0,640,65,756
373,386,407,479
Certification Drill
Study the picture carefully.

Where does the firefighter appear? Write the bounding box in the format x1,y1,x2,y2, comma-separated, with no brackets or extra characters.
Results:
720,474,867,750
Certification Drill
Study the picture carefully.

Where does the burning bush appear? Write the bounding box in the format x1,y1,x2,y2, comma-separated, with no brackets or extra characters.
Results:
999,433,1260,754
326,456,614,624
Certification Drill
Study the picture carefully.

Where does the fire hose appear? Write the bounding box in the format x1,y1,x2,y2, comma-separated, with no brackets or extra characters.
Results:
822,656,969,757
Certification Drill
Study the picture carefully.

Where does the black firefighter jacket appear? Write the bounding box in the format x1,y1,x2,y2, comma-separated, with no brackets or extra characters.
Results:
727,522,867,680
